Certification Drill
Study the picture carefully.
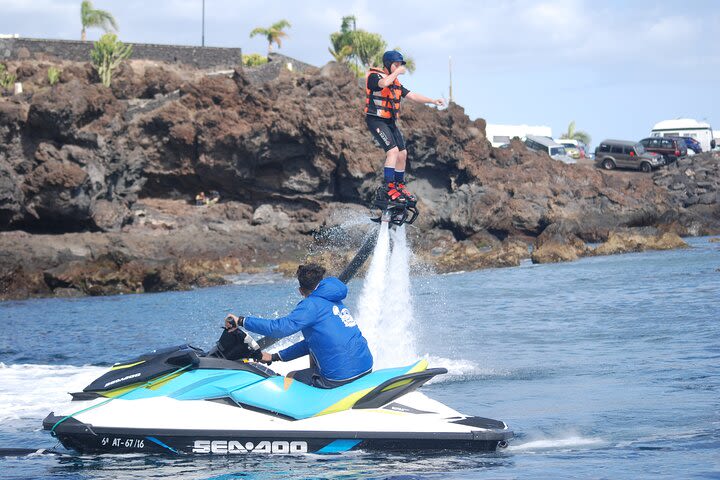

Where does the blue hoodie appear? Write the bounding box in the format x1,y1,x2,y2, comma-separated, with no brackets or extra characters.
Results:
243,277,373,381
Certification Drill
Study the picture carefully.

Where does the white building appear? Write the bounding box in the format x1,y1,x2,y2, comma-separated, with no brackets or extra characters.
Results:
485,124,552,148
650,118,715,152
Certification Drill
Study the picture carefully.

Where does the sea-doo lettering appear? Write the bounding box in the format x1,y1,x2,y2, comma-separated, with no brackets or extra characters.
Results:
192,440,308,454
103,372,141,388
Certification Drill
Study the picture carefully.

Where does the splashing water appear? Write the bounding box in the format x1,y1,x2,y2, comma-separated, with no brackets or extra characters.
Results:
355,223,391,361
356,224,419,368
381,225,417,364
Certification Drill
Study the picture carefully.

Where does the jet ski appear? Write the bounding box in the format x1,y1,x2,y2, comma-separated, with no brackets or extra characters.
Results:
44,332,512,455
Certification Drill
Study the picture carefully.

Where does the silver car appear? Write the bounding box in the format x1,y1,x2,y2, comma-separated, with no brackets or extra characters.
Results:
524,135,576,164
594,139,664,173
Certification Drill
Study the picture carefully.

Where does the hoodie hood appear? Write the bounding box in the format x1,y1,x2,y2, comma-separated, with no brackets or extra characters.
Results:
310,277,347,302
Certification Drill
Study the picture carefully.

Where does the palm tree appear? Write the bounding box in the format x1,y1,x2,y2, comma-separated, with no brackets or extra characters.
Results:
561,121,591,146
328,17,415,77
250,20,291,57
80,0,118,42
329,15,355,62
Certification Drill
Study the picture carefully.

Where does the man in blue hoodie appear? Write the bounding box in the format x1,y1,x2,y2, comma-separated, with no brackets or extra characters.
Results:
224,264,373,389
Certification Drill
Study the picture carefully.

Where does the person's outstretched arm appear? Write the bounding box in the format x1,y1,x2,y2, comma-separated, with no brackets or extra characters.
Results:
242,301,316,338
406,91,444,106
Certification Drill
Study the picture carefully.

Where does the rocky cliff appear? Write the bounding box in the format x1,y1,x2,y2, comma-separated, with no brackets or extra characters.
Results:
1,58,718,299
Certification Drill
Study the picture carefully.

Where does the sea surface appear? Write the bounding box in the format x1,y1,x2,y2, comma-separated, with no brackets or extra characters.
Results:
1,236,719,479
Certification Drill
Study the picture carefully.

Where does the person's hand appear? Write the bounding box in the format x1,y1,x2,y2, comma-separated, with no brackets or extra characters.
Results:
224,314,241,332
433,98,445,107
395,65,407,75
259,352,273,364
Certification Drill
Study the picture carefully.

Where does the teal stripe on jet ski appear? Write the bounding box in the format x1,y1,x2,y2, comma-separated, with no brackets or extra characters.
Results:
146,436,180,454
316,439,362,453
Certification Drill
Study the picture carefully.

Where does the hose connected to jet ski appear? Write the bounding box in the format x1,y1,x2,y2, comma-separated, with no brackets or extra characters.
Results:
256,226,382,350
255,186,419,351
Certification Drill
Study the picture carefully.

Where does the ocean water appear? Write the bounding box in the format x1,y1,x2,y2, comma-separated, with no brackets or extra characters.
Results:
1,236,719,479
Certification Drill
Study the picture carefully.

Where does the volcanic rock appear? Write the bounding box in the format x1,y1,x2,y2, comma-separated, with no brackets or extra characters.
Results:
1,55,719,300
592,231,688,256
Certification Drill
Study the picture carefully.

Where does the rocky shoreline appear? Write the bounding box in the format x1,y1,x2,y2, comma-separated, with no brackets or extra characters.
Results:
1,57,719,300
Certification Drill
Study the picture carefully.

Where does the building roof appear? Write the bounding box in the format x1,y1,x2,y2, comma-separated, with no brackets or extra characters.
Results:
652,118,712,131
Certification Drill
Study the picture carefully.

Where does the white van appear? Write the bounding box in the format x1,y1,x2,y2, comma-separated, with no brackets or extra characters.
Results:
524,135,575,164
650,119,715,152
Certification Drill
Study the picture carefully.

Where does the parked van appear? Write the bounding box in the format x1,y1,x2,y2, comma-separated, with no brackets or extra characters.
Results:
524,135,575,164
594,139,664,172
650,119,715,152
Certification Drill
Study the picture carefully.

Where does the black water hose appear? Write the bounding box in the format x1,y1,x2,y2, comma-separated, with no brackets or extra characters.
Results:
257,226,380,351
338,227,379,284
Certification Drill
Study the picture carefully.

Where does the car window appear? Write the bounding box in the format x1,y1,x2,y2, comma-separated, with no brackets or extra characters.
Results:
599,144,610,153
649,138,661,148
640,139,649,146
635,143,645,154
610,145,624,154
661,139,672,148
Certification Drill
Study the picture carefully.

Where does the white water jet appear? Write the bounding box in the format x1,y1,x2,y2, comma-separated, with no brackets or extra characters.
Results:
378,225,417,367
356,223,390,362
356,224,419,368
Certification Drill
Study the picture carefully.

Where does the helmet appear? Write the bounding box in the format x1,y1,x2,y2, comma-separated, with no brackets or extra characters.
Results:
382,50,406,70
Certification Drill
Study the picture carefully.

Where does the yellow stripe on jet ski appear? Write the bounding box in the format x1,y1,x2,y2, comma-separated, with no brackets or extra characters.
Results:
407,359,428,374
314,387,376,416
100,372,186,397
380,360,428,392
381,379,412,392
110,360,146,371
314,360,429,416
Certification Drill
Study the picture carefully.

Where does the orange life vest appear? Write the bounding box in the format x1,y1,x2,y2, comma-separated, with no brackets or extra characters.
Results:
364,68,403,119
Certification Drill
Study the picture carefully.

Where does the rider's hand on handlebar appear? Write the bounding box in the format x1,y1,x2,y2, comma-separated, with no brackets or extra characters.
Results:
224,314,243,332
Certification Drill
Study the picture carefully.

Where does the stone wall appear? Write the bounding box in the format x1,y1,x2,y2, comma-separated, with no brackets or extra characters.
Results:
0,37,242,70
242,52,318,84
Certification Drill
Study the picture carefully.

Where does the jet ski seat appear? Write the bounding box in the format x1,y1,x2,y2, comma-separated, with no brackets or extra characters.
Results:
229,359,447,420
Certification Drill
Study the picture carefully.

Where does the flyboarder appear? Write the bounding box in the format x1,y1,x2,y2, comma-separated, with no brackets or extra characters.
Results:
365,50,445,205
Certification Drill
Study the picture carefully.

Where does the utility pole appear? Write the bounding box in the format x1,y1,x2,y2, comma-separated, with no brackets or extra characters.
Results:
448,56,453,104
201,0,205,47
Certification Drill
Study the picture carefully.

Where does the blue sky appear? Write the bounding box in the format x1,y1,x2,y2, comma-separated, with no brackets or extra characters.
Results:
2,0,719,147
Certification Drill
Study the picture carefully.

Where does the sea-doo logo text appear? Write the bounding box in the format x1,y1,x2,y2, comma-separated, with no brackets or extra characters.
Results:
192,440,308,454
104,372,141,388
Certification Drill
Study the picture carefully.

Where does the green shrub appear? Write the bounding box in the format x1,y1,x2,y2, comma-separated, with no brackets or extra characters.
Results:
48,66,61,86
242,53,268,67
0,63,17,91
90,33,132,87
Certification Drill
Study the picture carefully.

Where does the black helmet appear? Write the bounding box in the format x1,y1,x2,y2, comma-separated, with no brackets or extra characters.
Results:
382,50,406,71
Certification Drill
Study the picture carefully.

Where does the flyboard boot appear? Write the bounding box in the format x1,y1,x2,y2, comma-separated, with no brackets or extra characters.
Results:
371,182,419,226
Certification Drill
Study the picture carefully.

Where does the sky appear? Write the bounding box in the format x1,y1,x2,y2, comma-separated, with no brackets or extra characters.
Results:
2,0,719,147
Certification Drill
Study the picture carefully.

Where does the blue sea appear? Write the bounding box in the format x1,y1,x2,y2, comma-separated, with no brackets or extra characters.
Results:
1,236,719,479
